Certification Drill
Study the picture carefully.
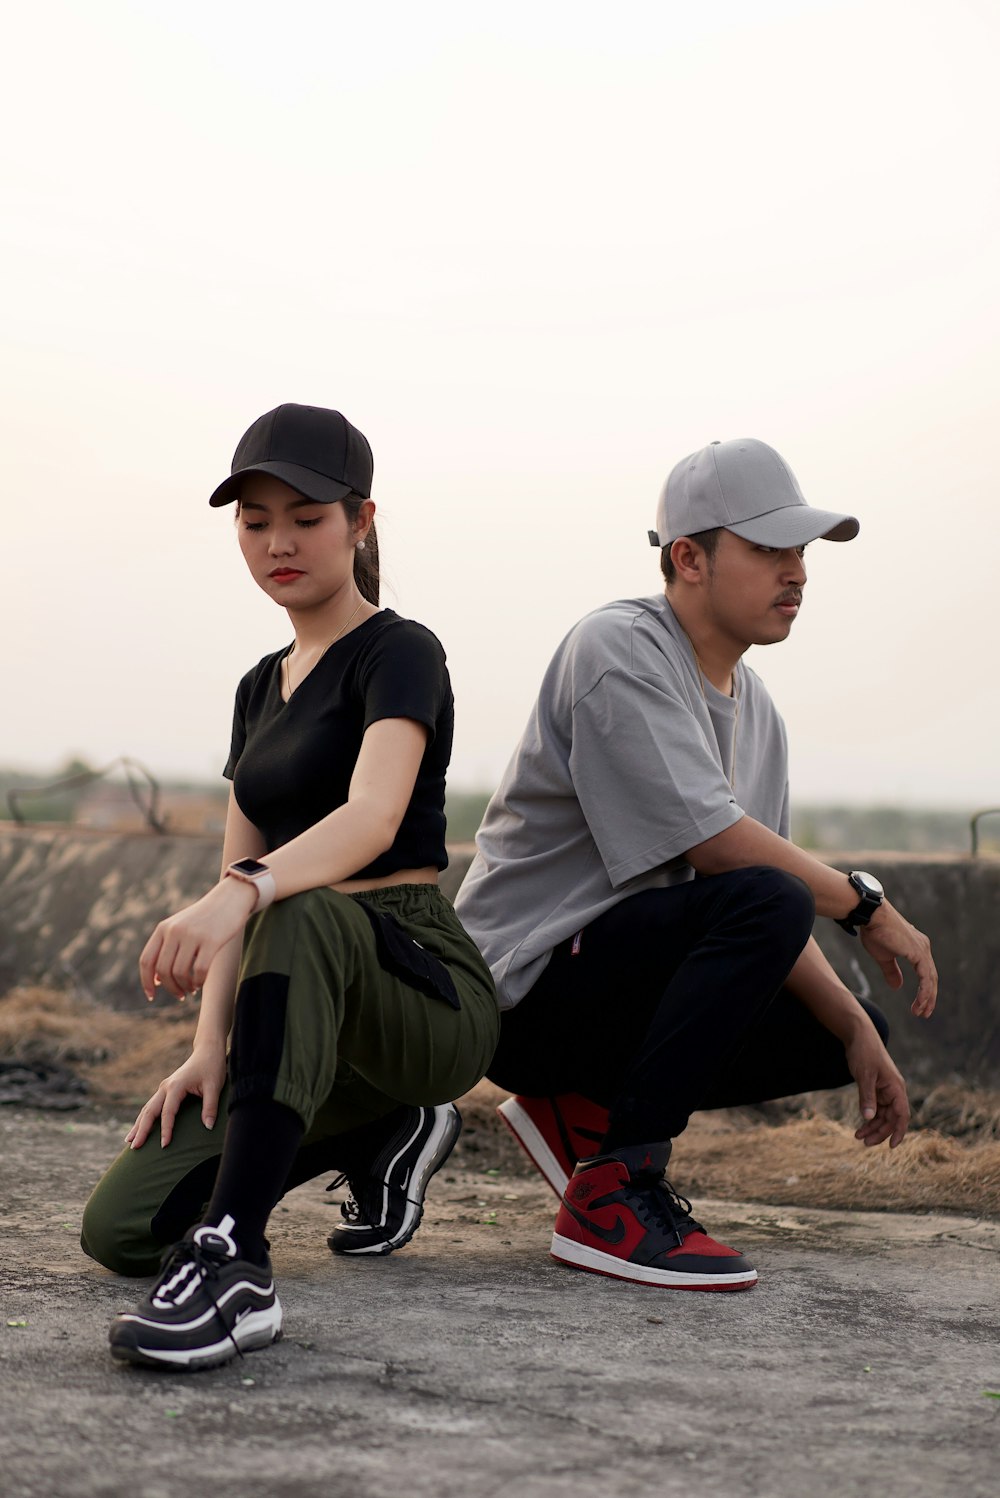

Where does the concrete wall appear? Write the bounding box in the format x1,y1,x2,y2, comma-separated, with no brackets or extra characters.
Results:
1,825,997,1085
810,855,1000,1087
0,825,473,1014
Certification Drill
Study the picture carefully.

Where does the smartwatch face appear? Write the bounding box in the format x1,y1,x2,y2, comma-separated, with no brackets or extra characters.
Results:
854,871,884,898
231,858,268,876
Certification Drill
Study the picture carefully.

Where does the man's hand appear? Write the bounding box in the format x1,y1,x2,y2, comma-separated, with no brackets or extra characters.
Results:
844,1023,910,1148
859,901,937,1018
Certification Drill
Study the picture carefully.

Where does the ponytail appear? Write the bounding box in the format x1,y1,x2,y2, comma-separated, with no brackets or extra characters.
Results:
343,493,380,605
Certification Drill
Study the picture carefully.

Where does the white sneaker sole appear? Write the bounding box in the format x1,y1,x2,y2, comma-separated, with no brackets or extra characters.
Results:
550,1233,758,1291
496,1097,569,1197
111,1297,284,1369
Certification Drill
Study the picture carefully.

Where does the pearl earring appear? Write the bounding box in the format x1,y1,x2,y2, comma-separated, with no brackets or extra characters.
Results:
355,539,366,552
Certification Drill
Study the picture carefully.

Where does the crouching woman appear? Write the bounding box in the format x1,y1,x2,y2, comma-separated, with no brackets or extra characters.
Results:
81,403,498,1370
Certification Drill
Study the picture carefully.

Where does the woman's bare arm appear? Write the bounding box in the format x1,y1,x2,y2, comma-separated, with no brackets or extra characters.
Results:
187,789,268,1046
139,717,430,1001
260,716,430,898
129,718,431,1147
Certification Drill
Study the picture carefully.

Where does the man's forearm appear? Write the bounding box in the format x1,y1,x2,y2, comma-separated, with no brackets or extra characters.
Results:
688,814,938,1015
785,936,875,1043
687,815,861,919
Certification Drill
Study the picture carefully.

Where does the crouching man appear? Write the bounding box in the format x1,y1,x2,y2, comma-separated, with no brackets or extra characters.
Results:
456,438,936,1292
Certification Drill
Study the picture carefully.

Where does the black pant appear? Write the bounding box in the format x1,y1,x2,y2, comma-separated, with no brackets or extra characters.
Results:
488,867,889,1147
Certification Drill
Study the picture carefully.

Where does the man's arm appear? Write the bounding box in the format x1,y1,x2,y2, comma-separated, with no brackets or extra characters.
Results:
785,936,910,1147
686,814,937,1016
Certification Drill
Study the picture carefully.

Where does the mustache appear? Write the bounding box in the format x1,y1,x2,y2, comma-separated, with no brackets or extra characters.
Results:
776,589,803,605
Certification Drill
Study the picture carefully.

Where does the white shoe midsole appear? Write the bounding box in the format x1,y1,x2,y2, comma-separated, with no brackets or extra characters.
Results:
497,1098,569,1196
550,1234,758,1288
131,1299,283,1366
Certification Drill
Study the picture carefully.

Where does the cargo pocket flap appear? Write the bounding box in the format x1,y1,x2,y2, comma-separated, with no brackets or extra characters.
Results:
355,902,462,1010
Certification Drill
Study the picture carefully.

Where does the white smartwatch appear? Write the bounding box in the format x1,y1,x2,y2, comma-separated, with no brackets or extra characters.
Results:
225,858,277,912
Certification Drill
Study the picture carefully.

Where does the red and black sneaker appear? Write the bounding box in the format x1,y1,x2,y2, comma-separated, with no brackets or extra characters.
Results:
550,1142,758,1292
497,1093,610,1196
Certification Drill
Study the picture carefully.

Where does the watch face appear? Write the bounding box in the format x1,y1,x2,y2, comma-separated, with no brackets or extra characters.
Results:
231,858,267,876
853,871,884,897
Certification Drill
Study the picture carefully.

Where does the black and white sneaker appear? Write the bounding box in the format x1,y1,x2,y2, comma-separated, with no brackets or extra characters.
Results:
327,1103,461,1256
108,1214,283,1370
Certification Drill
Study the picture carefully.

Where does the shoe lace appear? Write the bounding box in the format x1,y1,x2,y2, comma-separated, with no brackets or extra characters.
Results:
629,1170,704,1249
326,1172,381,1228
153,1239,245,1361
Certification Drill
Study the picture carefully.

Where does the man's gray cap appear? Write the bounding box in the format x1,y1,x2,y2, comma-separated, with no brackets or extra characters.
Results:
648,439,859,549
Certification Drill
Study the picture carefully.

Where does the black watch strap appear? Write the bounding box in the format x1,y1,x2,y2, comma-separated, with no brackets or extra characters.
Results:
835,871,884,936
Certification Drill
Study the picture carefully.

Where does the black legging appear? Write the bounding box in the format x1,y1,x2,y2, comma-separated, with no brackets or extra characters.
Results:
488,867,889,1148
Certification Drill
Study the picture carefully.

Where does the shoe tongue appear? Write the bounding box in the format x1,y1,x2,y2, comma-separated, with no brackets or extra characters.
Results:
192,1214,239,1259
608,1140,672,1179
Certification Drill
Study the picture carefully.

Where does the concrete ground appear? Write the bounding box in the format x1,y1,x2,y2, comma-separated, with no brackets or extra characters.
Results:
1,1107,998,1498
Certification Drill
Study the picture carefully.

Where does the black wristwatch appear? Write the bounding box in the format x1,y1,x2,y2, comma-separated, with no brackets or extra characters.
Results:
835,870,884,936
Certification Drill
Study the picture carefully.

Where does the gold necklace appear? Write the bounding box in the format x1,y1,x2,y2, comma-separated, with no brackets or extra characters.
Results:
282,600,368,698
691,650,740,792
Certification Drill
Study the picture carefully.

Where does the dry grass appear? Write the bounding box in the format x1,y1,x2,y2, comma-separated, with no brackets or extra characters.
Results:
3,985,999,1219
673,1110,1000,1218
740,1082,1000,1142
0,985,197,1105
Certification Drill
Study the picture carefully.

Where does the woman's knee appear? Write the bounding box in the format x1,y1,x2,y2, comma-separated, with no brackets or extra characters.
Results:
81,1176,163,1277
80,1117,218,1277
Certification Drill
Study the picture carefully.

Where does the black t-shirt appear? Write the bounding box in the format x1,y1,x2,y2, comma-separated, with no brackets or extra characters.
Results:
223,610,454,878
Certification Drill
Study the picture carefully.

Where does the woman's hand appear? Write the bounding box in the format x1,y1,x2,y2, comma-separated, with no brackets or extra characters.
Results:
125,1043,228,1149
139,878,258,1001
844,1023,911,1150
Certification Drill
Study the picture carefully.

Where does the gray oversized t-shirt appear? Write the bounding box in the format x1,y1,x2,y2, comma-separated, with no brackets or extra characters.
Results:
455,595,790,1010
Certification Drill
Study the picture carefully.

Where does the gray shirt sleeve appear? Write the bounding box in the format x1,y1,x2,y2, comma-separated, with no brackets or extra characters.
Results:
778,776,791,840
569,665,745,889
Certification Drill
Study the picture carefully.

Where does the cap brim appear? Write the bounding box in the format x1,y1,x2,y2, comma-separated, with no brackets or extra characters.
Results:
725,506,859,546
208,461,354,508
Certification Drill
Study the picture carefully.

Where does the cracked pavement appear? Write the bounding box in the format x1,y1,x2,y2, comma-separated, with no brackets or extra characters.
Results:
1,1109,998,1498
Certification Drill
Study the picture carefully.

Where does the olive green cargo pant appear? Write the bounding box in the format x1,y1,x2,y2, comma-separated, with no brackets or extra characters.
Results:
81,885,498,1275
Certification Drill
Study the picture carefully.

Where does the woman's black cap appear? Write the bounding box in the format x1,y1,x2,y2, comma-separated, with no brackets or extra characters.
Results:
208,403,373,507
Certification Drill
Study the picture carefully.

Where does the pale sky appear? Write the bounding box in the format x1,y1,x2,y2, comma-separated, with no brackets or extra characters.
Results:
3,0,999,806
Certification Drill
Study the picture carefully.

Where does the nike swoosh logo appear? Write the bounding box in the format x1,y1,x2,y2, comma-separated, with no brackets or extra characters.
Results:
562,1201,627,1245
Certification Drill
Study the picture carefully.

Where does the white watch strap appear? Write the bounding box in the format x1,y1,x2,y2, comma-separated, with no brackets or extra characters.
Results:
226,865,276,911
